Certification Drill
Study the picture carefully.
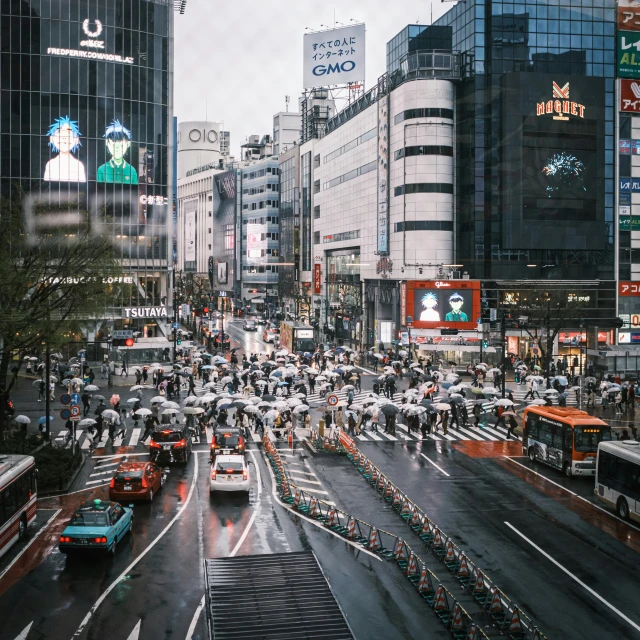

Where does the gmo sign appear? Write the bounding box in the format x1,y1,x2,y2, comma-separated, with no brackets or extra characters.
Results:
312,60,356,77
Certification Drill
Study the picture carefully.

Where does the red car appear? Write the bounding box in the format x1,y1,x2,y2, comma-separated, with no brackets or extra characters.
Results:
109,461,164,502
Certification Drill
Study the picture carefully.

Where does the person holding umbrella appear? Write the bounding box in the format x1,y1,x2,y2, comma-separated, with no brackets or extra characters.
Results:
81,390,90,417
506,413,518,439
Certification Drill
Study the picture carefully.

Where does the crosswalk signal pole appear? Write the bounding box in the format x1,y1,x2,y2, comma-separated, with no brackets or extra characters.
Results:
501,314,506,398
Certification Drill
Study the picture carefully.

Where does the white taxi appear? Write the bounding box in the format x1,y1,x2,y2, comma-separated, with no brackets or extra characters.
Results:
210,455,250,493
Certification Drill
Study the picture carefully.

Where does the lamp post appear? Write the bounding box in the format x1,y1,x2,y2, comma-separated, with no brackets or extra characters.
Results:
406,316,413,364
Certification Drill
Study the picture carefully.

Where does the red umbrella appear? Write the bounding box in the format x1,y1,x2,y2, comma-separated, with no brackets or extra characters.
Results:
110,394,121,407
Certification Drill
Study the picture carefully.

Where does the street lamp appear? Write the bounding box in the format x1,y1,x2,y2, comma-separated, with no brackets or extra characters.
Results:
406,316,413,364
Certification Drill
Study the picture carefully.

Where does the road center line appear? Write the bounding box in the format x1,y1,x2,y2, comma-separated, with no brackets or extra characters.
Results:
420,453,451,477
504,521,640,634
185,450,263,640
503,456,640,533
72,453,200,638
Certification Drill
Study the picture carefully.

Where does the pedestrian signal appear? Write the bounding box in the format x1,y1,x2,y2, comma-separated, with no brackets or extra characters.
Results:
125,338,134,347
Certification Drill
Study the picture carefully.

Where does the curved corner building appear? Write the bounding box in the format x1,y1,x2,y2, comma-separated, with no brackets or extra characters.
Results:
0,0,174,356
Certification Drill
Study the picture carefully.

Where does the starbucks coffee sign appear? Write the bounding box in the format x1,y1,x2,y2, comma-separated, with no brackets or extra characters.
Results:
124,307,168,318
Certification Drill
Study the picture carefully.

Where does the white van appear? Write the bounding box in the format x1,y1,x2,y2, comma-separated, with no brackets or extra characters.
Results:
595,440,640,522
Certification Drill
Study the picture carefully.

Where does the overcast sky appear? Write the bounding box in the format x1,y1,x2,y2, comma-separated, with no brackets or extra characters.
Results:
174,0,449,157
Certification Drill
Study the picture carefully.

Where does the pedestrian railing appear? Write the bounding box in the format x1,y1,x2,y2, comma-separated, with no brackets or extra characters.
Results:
340,431,549,640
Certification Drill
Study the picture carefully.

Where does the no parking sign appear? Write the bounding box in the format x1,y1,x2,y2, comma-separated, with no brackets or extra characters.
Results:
327,394,339,407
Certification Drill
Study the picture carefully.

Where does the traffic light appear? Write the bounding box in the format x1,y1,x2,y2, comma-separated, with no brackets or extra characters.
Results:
482,340,489,349
177,338,182,346
125,338,135,347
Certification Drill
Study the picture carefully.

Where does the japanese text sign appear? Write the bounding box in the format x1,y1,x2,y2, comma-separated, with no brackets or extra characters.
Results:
621,80,640,112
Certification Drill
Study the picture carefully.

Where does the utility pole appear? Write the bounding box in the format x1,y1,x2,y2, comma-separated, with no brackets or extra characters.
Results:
500,313,506,398
171,268,177,363
546,298,551,381
44,342,51,442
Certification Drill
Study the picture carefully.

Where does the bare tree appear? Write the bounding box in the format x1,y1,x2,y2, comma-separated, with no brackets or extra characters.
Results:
0,191,126,435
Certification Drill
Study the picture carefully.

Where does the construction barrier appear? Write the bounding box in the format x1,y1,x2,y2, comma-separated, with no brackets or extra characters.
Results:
341,439,549,640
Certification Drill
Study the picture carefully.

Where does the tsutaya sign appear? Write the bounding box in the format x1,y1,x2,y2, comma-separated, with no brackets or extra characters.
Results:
124,307,168,318
536,81,586,121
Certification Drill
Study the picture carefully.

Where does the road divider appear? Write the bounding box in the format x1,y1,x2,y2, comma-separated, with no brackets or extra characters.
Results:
338,429,549,640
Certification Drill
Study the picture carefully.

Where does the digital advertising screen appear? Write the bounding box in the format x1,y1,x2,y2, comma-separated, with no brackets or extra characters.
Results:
500,73,605,251
405,281,480,330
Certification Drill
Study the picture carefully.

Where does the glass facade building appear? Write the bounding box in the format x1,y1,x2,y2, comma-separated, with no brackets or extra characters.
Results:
1,0,173,328
386,25,454,75
435,0,616,284
278,147,298,303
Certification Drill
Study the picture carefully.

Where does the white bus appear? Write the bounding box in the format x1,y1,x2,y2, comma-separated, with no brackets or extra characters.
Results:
0,455,38,558
595,441,640,522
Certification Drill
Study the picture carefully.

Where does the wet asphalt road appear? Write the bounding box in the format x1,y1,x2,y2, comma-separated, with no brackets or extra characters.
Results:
3,314,640,639
308,441,640,640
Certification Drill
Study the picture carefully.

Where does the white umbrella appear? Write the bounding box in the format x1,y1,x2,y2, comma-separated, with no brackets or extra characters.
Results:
14,415,30,424
273,401,287,411
244,405,259,414
126,398,140,404
101,409,120,421
258,401,272,409
435,403,452,411
201,394,217,403
162,408,180,415
544,389,558,395
182,407,205,415
495,398,514,407
78,418,96,427
482,387,500,395
287,398,303,408
135,408,152,416
528,399,547,405
449,393,464,399
85,385,100,391
292,404,310,415
342,385,355,392
151,396,165,403
162,401,181,410
264,410,280,420
130,385,154,390
184,395,199,404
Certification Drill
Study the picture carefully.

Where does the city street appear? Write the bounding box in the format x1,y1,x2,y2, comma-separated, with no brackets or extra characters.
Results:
2,314,640,639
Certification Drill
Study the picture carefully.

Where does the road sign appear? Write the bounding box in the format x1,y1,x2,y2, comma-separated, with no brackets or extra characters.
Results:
327,394,339,407
70,405,81,418
173,322,179,328
70,393,81,405
60,408,71,420
60,393,71,405
532,348,540,356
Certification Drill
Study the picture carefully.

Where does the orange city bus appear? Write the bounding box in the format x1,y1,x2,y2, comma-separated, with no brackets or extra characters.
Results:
0,455,37,559
522,406,612,478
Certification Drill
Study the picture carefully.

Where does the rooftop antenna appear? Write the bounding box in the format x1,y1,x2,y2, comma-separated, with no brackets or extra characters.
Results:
285,95,290,112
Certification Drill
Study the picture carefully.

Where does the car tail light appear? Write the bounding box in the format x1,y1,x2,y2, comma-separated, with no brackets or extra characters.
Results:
226,468,234,473
141,475,148,488
59,536,71,543
109,478,115,488
95,536,107,544
243,470,248,480
150,440,161,449
211,470,217,479
223,433,231,438
175,439,186,448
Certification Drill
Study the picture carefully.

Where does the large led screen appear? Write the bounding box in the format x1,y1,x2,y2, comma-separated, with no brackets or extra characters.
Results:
405,281,481,330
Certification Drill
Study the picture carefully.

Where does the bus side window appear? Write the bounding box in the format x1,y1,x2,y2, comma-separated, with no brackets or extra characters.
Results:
562,427,573,453
0,487,17,527
538,420,553,446
526,415,538,439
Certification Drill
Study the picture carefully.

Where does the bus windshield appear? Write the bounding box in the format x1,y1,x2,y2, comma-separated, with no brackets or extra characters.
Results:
574,425,612,452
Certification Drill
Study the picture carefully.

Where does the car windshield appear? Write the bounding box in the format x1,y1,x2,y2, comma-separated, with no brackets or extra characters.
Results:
574,425,612,452
218,435,240,447
152,430,182,443
216,461,243,472
114,470,144,481
70,512,109,526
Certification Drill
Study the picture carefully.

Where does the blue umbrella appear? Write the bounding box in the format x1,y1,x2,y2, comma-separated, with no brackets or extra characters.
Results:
277,381,290,386
271,370,283,377
38,416,54,424
335,347,345,353
440,382,453,389
334,367,344,374
217,401,232,410
201,365,213,370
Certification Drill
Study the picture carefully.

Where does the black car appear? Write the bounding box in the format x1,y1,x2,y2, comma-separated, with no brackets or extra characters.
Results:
149,425,192,464
243,319,257,331
210,426,246,459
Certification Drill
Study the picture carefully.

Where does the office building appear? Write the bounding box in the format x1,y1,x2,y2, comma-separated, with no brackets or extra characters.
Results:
0,0,176,352
178,121,226,179
273,111,301,155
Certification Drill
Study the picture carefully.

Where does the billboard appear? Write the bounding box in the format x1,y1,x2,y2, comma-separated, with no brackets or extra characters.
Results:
303,24,365,89
500,73,605,251
618,31,640,78
404,281,481,330
212,170,237,291
619,0,640,31
620,79,640,113
183,199,197,263
376,94,390,255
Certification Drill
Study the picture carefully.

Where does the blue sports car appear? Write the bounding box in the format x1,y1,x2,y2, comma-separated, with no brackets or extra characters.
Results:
59,499,133,555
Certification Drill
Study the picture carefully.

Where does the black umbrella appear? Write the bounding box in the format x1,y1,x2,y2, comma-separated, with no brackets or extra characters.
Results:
296,384,308,396
449,396,465,405
380,404,400,416
230,400,248,409
420,399,433,407
262,394,277,402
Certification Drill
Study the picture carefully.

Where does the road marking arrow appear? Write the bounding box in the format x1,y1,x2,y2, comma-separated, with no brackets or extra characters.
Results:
126,620,141,640
14,622,33,640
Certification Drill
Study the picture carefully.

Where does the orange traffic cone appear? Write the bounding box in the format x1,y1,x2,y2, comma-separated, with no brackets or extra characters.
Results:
330,440,337,452
421,518,431,536
371,467,378,483
309,497,320,518
281,482,291,499
450,602,465,631
324,436,330,450
488,587,503,615
465,623,479,640
367,527,381,551
509,606,524,634
410,507,421,527
444,539,455,563
325,507,337,527
346,517,356,539
432,584,449,612
405,552,418,576
433,528,443,548
393,489,402,507
457,554,470,579
400,498,412,518
293,488,301,507
418,567,433,594
385,481,393,499
377,474,385,491
394,538,407,564
472,569,485,594
364,460,371,474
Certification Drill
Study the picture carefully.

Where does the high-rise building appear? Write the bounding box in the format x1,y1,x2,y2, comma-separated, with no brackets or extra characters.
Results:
177,121,226,179
1,0,177,350
220,131,231,156
273,111,301,155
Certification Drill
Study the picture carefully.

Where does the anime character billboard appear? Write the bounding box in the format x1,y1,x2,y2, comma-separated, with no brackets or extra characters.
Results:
44,116,87,182
97,120,138,184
